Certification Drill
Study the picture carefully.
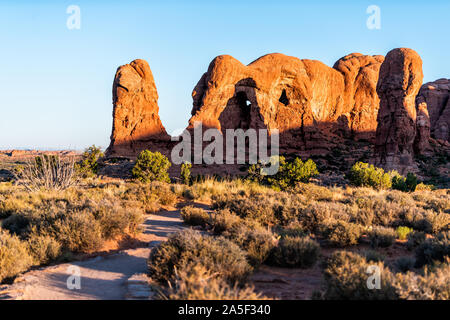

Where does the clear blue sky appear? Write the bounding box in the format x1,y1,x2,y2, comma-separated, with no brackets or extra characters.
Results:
0,0,449,150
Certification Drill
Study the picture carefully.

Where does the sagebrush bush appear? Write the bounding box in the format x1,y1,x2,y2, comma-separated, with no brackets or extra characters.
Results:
223,223,277,267
322,251,398,300
406,231,427,250
415,231,450,267
132,150,171,183
269,236,320,268
75,145,104,178
161,264,267,300
368,226,396,248
180,206,210,227
363,250,385,263
395,257,416,273
0,228,33,283
394,261,450,299
211,209,242,234
148,230,251,285
347,162,391,190
27,229,61,265
327,221,362,247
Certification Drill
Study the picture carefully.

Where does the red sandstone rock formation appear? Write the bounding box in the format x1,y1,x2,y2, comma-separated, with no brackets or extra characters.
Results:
373,48,424,173
189,53,346,155
333,53,384,141
106,59,170,158
416,79,450,143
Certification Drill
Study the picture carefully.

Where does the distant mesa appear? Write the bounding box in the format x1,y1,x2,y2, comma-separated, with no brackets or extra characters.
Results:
105,49,450,173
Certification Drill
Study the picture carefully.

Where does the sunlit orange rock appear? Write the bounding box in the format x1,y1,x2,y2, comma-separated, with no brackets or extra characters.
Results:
106,59,170,157
373,48,424,172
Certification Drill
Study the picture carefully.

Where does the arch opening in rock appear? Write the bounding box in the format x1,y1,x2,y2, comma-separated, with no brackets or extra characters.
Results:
236,91,252,130
279,89,289,106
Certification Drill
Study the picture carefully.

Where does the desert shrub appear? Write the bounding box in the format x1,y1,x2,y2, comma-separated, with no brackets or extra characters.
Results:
211,209,242,234
161,264,266,300
415,183,434,191
322,251,398,300
368,226,396,248
94,206,144,239
75,145,104,178
13,155,76,191
415,231,450,267
396,226,414,240
406,231,427,250
327,221,362,247
180,162,192,185
223,223,277,267
423,212,450,234
394,261,450,300
27,230,61,265
0,228,33,283
180,206,210,227
347,162,391,190
132,150,171,183
148,230,251,285
364,250,385,263
275,223,310,239
48,210,104,252
395,257,416,273
391,172,418,192
268,236,320,268
267,157,319,190
213,194,277,226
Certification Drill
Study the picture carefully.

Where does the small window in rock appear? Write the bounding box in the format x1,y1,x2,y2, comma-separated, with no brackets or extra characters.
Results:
279,89,289,106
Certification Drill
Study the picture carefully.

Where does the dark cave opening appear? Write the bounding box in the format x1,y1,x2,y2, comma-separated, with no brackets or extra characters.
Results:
236,91,252,130
279,89,289,106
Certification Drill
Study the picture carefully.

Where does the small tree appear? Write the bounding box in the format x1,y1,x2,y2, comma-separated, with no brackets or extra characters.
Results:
347,162,391,189
392,172,418,192
267,157,319,190
180,161,192,185
75,145,104,178
132,150,171,183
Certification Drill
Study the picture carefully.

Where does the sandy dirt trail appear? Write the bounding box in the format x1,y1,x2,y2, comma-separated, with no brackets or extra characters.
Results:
1,209,184,300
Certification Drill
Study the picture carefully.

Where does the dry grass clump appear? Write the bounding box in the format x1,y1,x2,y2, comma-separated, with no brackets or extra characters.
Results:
158,264,268,300
180,206,210,227
0,228,33,283
148,229,251,285
268,236,320,268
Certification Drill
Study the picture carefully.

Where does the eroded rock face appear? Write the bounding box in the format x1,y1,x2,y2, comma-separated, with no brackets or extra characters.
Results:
416,79,450,143
333,53,384,141
374,48,424,172
189,53,346,155
106,59,170,157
